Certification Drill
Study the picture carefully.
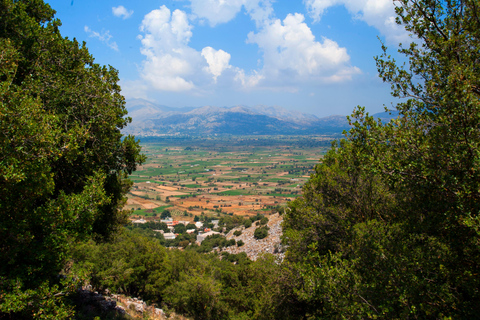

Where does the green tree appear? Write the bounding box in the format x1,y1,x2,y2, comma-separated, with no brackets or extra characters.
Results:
254,226,269,240
0,0,144,318
283,0,480,318
174,223,187,234
161,209,172,219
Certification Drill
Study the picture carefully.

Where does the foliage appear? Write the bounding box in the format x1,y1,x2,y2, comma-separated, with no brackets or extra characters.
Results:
160,210,171,219
71,228,298,320
174,223,186,234
219,215,247,232
253,226,269,240
71,230,169,302
259,216,269,225
128,221,169,233
282,0,480,318
186,223,197,230
0,0,143,317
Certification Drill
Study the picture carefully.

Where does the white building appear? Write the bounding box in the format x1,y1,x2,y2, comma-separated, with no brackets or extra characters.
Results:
163,233,176,240
196,231,220,243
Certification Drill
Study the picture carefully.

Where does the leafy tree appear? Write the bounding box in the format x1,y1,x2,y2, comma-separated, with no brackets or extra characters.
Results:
259,216,268,225
283,0,480,318
174,223,187,234
254,226,269,240
0,0,144,317
186,223,197,230
161,209,172,219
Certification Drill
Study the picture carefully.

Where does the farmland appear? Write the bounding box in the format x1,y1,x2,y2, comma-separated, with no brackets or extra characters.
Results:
126,135,337,221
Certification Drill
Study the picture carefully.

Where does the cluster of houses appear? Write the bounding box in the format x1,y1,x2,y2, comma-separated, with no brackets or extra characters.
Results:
131,217,221,243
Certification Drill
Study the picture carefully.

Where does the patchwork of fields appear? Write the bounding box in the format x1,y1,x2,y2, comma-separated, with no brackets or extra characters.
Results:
127,136,337,221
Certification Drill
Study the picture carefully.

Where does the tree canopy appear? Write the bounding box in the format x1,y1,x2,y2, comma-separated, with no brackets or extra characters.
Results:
283,0,480,318
0,0,144,317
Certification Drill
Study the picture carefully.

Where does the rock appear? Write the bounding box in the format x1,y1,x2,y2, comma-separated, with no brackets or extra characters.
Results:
134,302,145,313
115,305,126,314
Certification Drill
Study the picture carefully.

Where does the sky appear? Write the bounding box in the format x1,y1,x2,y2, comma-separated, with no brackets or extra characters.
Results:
45,0,412,117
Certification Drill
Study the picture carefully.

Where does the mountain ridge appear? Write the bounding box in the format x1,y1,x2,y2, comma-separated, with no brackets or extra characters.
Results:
123,99,396,136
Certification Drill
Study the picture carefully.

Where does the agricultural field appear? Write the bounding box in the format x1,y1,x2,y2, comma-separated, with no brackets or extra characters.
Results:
126,135,338,221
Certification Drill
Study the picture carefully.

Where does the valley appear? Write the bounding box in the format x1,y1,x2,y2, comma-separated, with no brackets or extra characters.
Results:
126,136,336,222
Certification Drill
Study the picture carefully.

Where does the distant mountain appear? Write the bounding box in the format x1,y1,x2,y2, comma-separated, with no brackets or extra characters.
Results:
371,110,400,122
123,99,350,136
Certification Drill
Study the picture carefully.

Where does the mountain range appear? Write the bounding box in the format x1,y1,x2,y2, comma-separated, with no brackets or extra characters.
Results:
123,99,352,136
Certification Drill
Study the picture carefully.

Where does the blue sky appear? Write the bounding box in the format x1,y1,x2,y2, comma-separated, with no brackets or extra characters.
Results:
45,0,412,117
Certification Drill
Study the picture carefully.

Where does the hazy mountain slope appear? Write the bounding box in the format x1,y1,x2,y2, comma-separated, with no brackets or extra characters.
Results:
123,100,350,136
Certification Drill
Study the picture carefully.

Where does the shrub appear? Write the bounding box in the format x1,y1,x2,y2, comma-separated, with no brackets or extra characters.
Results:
254,226,269,239
260,217,269,225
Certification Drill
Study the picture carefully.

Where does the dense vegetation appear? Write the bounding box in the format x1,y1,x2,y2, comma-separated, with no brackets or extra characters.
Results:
2,0,480,319
71,228,297,320
282,0,480,317
0,0,144,318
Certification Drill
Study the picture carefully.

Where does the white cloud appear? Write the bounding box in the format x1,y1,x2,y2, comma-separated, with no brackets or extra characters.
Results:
304,0,410,44
132,3,361,96
84,26,118,51
138,6,198,91
138,6,237,92
189,0,274,27
112,5,133,19
201,47,231,82
234,69,265,88
246,13,360,86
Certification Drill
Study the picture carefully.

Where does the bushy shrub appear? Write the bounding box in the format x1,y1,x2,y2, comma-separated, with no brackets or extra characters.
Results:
254,227,269,240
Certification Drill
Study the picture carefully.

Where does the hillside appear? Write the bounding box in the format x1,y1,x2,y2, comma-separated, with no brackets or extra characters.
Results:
223,213,284,261
123,99,350,136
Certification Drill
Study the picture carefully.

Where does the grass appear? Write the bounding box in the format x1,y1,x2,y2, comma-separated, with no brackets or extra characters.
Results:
217,190,251,196
134,205,173,216
183,184,204,188
265,193,299,198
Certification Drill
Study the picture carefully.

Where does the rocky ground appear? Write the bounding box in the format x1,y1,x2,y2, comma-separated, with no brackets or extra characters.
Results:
221,212,286,261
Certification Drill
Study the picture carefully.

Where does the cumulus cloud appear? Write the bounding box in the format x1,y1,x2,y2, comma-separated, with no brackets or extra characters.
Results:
138,6,235,92
189,0,274,27
138,6,197,91
112,5,133,19
132,3,361,96
246,13,360,86
234,69,265,88
84,26,118,51
304,0,410,44
201,47,232,82
188,1,360,88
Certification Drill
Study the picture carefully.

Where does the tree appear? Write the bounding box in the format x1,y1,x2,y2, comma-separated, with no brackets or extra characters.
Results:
0,0,144,317
161,209,172,219
174,223,187,234
186,223,197,230
283,0,480,318
254,226,269,240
